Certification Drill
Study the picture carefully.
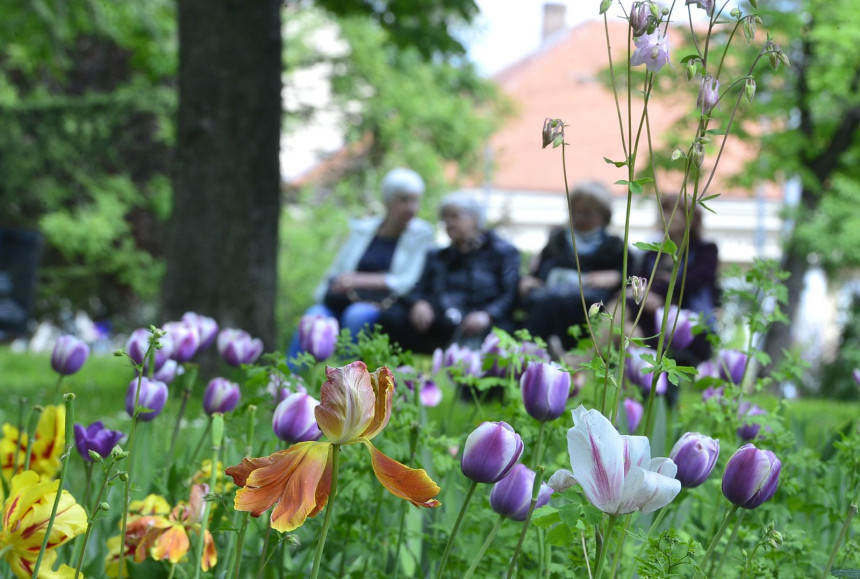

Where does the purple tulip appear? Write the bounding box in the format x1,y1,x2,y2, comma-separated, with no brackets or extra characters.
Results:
272,392,323,443
267,373,307,402
702,385,725,402
125,377,168,421
74,421,124,461
479,332,509,378
669,432,720,488
217,328,263,366
737,402,767,441
433,344,483,379
182,312,219,350
521,361,570,421
718,349,747,384
51,335,90,375
152,359,184,385
656,306,696,350
162,321,200,363
630,31,670,73
722,443,781,509
203,378,241,415
490,464,554,521
461,421,524,484
623,398,644,434
625,346,668,395
298,315,339,362
697,359,720,381
397,366,442,407
126,328,174,372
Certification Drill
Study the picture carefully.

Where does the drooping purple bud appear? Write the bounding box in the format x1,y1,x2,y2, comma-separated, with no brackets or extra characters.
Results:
181,312,220,350
217,328,264,366
520,362,571,421
461,421,524,484
74,421,124,462
272,392,322,443
541,118,564,149
51,335,90,375
722,443,781,509
162,321,200,363
125,377,168,421
697,74,720,115
629,1,651,37
623,398,644,433
298,315,339,362
489,464,554,521
669,432,720,488
203,378,241,415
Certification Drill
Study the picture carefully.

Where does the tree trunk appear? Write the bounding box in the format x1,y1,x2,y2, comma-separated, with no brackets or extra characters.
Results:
163,0,282,349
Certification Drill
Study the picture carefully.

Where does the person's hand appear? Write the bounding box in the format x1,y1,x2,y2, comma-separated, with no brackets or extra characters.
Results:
518,276,544,296
329,273,356,294
461,311,491,335
582,270,622,289
409,300,435,333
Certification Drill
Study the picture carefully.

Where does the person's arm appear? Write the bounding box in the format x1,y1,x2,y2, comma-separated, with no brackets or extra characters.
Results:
482,245,522,323
385,222,436,296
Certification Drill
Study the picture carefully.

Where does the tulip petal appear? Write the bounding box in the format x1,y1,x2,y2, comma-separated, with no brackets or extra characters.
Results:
649,457,678,478
316,363,376,444
623,435,651,474
365,442,441,508
361,367,395,440
151,524,190,564
226,441,333,532
622,466,682,514
567,406,625,514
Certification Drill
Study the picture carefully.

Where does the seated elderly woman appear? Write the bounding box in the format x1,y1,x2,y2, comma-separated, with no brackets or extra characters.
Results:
380,194,521,353
287,168,435,363
520,180,625,349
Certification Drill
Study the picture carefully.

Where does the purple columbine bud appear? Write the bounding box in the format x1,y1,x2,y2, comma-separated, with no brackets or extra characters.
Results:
152,359,184,385
126,328,173,372
298,315,339,362
737,402,767,441
656,306,697,350
521,361,571,421
697,74,720,115
629,1,651,37
272,392,322,443
722,443,781,509
217,328,263,366
625,346,668,395
203,378,241,415
125,377,168,421
181,312,220,350
630,276,647,305
74,421,124,462
162,321,200,363
461,421,524,484
541,118,564,149
51,335,90,375
718,349,748,384
669,432,720,488
623,398,644,433
630,31,670,73
489,464,554,521
685,0,714,16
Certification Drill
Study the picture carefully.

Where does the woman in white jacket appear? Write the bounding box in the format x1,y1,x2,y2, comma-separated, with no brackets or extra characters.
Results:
288,168,435,363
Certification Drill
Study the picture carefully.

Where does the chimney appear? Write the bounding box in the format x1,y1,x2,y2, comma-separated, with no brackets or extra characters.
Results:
541,3,567,42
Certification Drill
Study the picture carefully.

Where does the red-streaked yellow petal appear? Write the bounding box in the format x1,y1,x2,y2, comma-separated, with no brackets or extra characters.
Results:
365,442,441,508
151,524,189,564
315,362,376,443
360,366,394,440
227,442,332,532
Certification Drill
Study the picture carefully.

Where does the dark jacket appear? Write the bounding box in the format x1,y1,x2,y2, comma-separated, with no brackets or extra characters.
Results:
407,231,521,326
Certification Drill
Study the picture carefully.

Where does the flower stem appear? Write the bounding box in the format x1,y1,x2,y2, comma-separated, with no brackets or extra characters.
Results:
193,414,222,579
166,370,194,468
464,513,505,579
75,463,119,579
231,513,251,579
594,514,618,578
11,398,27,476
117,373,146,578
822,483,860,579
507,421,547,578
700,504,739,572
33,393,75,577
609,514,633,578
712,508,746,577
53,374,65,399
436,478,479,579
311,444,341,579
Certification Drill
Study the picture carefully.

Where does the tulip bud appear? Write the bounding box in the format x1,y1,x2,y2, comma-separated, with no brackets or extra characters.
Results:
461,421,524,484
623,397,643,433
718,349,747,384
722,443,781,509
521,362,571,421
697,74,720,115
272,392,323,443
298,315,339,362
489,464,554,521
51,335,90,376
181,312,220,350
655,305,697,350
737,402,767,441
162,321,200,363
203,378,241,415
125,377,169,421
669,432,720,488
217,328,264,366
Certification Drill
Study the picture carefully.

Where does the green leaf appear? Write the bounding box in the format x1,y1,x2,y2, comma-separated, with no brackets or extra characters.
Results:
603,157,628,167
634,239,677,254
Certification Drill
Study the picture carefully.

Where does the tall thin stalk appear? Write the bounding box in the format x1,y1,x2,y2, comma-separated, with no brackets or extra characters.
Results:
193,413,223,579
311,444,342,579
436,479,479,579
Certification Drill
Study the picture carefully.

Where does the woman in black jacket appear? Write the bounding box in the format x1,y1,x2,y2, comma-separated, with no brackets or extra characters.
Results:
380,194,520,353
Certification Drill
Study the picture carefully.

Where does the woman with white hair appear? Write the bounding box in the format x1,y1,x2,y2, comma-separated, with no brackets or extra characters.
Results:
287,168,435,363
380,193,521,353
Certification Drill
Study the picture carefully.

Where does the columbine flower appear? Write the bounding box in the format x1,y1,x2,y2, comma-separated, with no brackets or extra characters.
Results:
1,405,66,482
182,312,219,350
722,443,781,509
0,470,87,578
697,74,720,115
718,349,747,384
548,405,681,515
50,335,90,375
217,328,264,366
520,361,571,421
630,31,671,73
203,378,241,415
125,377,168,421
272,393,323,443
625,346,668,395
685,0,714,16
74,421,124,462
225,361,440,532
655,306,697,350
490,464,554,521
669,432,720,488
162,321,200,363
623,398,644,434
460,421,524,484
298,315,339,362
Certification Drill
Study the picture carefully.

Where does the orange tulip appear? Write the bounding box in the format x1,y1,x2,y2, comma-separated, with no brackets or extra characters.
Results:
226,361,441,532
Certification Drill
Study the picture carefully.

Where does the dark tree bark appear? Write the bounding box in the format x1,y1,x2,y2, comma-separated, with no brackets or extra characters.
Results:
162,0,282,348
